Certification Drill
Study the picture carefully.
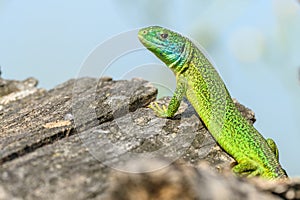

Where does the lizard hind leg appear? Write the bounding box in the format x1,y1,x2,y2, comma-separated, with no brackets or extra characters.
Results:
232,159,261,178
266,138,279,161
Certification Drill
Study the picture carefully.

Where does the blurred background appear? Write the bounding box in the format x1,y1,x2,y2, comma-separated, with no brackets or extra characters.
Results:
0,0,299,176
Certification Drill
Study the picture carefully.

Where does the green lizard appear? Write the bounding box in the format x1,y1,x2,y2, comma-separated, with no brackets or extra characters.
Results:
138,26,287,179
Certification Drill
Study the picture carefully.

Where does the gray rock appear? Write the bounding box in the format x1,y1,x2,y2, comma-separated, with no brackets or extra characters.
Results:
0,76,297,200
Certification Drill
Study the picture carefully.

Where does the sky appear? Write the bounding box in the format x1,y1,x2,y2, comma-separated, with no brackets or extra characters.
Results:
1,0,300,176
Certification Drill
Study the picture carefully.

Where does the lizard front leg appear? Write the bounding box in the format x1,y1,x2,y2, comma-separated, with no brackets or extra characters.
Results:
149,76,187,118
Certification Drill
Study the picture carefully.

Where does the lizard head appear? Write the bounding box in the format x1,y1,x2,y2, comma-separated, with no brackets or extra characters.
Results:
138,26,189,71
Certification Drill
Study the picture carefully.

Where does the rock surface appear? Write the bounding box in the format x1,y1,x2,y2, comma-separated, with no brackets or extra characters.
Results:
0,76,298,200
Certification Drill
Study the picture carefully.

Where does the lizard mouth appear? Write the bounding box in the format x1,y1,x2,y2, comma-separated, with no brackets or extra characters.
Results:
138,34,165,53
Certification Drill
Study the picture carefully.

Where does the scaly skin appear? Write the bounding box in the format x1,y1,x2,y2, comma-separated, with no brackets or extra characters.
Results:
138,26,287,179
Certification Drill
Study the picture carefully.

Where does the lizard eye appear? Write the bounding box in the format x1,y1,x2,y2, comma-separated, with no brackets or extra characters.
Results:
160,33,168,39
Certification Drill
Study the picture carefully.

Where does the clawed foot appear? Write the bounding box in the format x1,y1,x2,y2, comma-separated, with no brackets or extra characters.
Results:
148,102,170,118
